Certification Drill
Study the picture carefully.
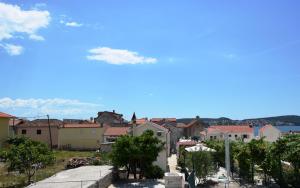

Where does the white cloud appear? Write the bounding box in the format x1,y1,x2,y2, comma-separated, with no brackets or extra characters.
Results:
0,97,101,116
87,47,157,65
0,2,50,41
0,43,23,55
65,21,82,27
29,34,44,41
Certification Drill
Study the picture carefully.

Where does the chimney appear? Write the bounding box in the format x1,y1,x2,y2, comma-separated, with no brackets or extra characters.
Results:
113,110,115,113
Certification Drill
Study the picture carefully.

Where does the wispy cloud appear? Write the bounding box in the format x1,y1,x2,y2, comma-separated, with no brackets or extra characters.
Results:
29,34,44,41
0,97,101,116
0,43,24,56
59,19,83,27
87,47,157,65
65,21,83,27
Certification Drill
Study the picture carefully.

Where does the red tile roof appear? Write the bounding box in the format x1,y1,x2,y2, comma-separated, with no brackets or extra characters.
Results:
104,127,130,136
209,125,253,133
62,123,100,128
0,112,14,118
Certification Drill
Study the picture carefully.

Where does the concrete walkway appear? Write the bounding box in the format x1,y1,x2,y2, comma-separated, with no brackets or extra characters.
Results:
27,165,112,188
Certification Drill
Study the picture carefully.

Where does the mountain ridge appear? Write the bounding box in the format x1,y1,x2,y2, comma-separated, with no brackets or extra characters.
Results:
177,115,300,126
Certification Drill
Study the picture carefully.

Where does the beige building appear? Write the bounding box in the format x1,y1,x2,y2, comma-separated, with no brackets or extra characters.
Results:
0,112,14,147
58,123,104,150
200,125,254,142
15,119,62,148
132,121,170,171
259,124,281,142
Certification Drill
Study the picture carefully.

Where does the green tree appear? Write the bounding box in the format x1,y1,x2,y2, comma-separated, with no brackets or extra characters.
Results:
186,151,217,183
111,130,164,179
6,137,55,184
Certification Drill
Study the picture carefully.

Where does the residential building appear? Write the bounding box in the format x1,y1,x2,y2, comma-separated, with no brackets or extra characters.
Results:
58,123,104,150
132,121,170,171
259,124,281,142
176,117,205,138
94,110,125,127
0,112,14,147
15,119,62,148
201,125,254,142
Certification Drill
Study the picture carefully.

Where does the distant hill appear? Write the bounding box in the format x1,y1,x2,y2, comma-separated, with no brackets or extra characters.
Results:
177,115,300,126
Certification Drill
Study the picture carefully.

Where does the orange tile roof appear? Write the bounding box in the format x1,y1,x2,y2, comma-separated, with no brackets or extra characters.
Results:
104,127,130,136
209,125,253,133
62,123,100,128
0,112,14,118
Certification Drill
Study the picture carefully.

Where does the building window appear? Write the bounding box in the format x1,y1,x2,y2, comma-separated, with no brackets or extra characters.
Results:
157,131,163,137
229,134,231,137
243,134,248,139
210,136,213,140
21,129,26,134
235,135,238,138
37,130,42,135
214,136,217,139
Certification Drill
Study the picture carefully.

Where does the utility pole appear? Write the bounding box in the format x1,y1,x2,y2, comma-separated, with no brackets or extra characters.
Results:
47,115,53,150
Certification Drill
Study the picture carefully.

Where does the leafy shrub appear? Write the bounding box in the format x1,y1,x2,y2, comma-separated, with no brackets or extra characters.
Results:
144,165,164,179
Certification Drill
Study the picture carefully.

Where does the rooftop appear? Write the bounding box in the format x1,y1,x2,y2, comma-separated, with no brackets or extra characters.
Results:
0,112,14,118
209,125,253,133
104,127,130,136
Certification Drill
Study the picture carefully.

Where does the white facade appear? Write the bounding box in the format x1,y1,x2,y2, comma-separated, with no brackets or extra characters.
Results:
259,125,281,142
133,122,170,171
201,126,254,142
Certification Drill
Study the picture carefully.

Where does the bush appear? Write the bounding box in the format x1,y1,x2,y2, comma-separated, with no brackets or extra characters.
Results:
144,165,164,179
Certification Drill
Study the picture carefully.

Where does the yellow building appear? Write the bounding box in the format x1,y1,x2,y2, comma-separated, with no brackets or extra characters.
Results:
58,123,104,150
0,112,14,147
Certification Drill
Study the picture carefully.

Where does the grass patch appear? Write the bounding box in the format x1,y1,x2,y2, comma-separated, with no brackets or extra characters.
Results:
0,150,110,188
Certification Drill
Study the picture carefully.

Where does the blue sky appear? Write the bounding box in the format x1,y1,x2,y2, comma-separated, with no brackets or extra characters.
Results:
0,0,300,120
